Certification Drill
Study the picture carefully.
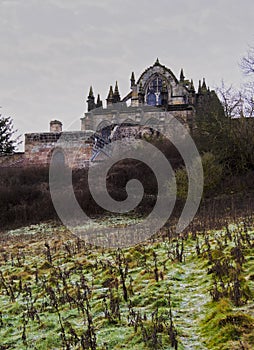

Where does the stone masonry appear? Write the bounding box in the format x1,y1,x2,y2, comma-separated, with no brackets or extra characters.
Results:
0,59,222,168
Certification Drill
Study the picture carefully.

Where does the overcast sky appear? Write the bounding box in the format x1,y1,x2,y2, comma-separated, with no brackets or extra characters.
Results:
1,0,254,150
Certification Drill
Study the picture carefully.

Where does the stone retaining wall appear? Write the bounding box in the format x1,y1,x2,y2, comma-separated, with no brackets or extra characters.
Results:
0,131,94,169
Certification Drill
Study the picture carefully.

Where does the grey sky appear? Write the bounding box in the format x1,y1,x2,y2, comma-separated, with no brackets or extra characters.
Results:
1,0,254,149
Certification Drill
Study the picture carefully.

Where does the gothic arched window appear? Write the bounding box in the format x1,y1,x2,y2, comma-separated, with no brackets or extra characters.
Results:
146,76,167,106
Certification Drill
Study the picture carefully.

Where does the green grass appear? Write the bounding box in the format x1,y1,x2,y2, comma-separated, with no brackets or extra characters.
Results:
0,219,253,349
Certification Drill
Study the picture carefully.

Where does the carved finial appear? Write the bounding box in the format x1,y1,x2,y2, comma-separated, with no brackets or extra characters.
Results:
88,86,94,98
130,72,135,88
87,86,95,111
113,81,121,103
114,81,119,94
106,85,114,106
180,69,185,82
96,94,102,108
190,79,195,92
198,80,202,94
108,85,113,98
202,78,207,91
155,58,160,65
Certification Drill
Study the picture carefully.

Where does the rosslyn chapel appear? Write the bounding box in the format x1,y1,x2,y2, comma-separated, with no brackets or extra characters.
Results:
82,58,209,134
0,59,223,168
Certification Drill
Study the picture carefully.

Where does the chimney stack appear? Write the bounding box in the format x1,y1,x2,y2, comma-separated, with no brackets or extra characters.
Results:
50,120,62,132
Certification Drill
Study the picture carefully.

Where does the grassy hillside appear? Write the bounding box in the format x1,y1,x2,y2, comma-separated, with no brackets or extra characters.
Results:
0,217,253,349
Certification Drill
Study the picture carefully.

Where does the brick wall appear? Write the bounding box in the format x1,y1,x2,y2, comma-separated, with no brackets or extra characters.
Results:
24,131,94,168
0,131,94,169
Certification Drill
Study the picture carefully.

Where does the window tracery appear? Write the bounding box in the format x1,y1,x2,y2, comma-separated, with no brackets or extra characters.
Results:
146,76,167,106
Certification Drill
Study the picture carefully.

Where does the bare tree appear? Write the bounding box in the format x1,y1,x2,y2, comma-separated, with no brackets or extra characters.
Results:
216,81,243,118
216,45,254,120
243,84,254,117
240,46,254,76
239,46,254,117
214,74,254,172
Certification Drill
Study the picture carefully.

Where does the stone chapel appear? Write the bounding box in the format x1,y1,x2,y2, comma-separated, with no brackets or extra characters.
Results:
0,59,222,168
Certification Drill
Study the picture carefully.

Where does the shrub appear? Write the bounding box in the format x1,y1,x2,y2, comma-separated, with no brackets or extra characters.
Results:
169,152,223,200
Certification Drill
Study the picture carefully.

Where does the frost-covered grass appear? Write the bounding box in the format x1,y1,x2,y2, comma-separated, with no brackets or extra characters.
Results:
0,219,253,349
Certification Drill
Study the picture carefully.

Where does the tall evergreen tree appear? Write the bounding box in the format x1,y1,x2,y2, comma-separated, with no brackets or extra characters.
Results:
0,114,20,155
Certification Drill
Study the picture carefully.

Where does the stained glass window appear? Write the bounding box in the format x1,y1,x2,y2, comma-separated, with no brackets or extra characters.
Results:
146,76,166,106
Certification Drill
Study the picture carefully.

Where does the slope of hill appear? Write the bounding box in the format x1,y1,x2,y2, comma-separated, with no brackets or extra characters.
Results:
0,218,253,349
